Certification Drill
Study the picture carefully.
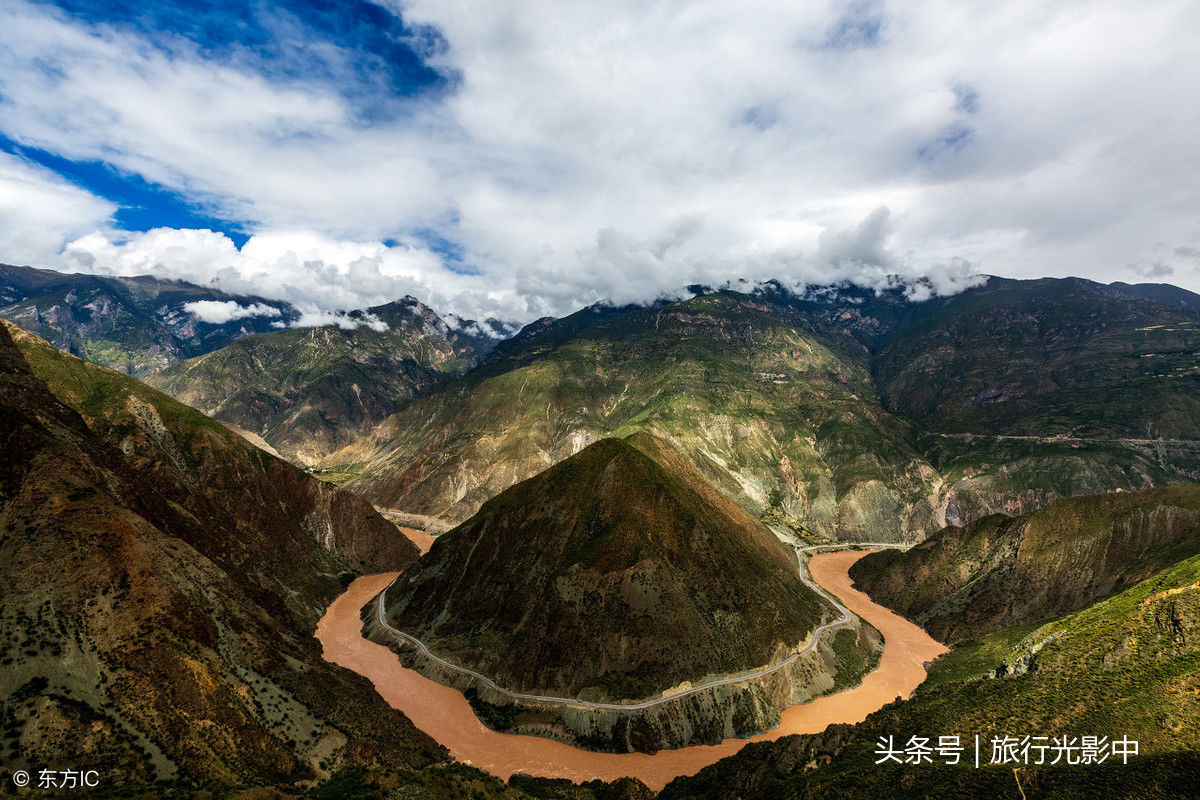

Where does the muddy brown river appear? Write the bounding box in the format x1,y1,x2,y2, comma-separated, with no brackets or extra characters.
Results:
395,525,437,555
315,549,947,792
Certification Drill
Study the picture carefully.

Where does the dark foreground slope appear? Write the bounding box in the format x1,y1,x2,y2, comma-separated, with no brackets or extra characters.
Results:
147,297,491,465
0,322,437,787
850,484,1200,642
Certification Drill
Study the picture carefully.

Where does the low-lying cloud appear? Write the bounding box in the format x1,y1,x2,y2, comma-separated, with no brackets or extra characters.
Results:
182,300,284,325
292,308,390,332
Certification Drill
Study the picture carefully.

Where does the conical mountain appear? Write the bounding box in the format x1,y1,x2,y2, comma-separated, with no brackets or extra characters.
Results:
380,433,826,701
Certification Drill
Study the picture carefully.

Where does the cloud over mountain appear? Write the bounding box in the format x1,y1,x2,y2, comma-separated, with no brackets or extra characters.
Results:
181,300,283,325
0,0,1198,321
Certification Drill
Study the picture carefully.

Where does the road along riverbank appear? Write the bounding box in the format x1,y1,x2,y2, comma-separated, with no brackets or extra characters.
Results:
316,549,947,791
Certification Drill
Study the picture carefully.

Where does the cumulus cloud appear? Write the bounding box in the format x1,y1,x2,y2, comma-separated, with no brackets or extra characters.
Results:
182,300,283,324
292,309,390,332
60,226,529,322
1,0,1199,321
0,152,114,266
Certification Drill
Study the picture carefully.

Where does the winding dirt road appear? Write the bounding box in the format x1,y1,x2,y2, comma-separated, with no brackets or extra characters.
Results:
315,548,947,791
369,543,908,710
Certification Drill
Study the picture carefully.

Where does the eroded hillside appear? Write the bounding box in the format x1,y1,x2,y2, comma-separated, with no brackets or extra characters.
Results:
850,483,1200,642
147,297,491,465
0,322,436,786
327,293,942,542
323,278,1200,544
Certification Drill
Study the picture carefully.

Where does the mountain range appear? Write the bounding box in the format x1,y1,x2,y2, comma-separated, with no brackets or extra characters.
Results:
0,264,516,464
3,262,1200,798
146,297,497,465
323,276,1200,544
0,263,298,378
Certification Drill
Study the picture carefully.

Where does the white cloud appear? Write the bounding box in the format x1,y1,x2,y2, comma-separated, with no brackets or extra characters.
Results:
64,228,241,280
1,0,1199,321
182,300,283,325
60,227,527,323
0,152,114,266
293,309,389,332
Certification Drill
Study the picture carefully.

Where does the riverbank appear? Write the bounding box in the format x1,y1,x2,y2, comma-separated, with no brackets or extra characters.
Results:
315,550,947,791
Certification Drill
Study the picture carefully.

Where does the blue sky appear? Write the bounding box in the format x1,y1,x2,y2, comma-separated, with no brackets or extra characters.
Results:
45,0,449,117
5,0,448,244
1,0,1199,321
0,132,250,243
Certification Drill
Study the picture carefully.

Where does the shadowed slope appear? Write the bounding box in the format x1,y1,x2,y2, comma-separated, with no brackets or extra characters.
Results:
382,434,826,701
6,320,417,576
0,322,438,786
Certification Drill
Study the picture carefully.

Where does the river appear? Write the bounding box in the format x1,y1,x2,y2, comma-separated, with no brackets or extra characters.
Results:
315,548,947,792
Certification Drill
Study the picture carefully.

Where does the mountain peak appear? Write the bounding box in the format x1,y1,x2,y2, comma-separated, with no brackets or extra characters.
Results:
379,434,825,701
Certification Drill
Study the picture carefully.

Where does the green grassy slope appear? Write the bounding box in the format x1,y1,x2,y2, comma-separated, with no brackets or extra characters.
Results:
660,547,1200,799
147,298,484,465
850,484,1200,642
326,293,940,542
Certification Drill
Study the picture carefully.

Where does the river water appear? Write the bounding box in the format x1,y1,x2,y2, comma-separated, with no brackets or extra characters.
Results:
315,549,947,792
